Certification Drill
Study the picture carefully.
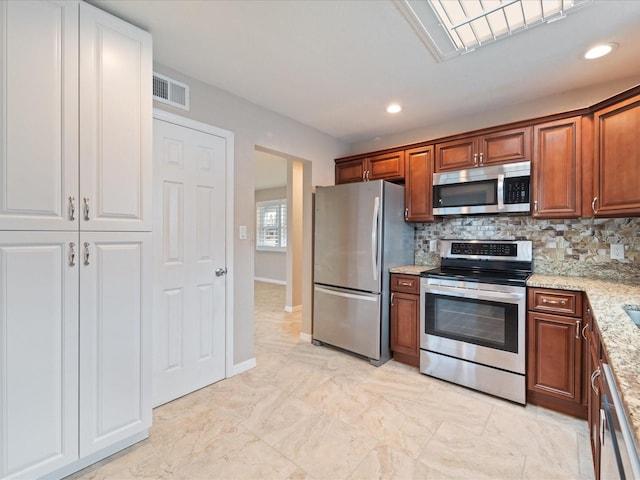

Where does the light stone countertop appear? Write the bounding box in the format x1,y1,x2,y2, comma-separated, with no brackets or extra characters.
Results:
389,265,436,275
528,274,640,453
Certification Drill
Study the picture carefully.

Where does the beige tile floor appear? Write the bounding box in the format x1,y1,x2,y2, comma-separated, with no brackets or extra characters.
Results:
70,281,595,479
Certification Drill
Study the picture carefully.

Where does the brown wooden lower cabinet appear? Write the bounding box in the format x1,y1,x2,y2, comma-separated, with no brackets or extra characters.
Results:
390,273,420,367
526,288,587,419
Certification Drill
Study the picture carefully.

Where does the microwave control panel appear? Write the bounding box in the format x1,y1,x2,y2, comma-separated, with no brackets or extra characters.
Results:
504,176,530,204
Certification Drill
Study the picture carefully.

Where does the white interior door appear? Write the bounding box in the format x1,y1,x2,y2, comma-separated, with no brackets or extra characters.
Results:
152,117,227,407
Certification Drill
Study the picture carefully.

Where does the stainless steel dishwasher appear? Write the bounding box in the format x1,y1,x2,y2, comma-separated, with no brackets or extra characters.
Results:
600,363,640,479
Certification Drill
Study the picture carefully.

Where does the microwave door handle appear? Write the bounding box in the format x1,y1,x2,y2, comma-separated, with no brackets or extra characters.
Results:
371,196,380,281
497,174,505,210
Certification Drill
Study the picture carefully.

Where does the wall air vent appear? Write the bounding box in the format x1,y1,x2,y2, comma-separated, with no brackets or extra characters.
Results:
153,72,190,110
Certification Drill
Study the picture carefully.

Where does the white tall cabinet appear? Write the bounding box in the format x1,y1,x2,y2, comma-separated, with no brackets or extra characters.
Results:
0,1,152,479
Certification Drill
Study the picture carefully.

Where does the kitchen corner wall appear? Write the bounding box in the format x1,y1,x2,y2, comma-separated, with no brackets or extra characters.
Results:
414,217,640,283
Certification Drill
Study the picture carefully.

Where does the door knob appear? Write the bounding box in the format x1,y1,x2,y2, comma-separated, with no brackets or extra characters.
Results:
215,267,227,277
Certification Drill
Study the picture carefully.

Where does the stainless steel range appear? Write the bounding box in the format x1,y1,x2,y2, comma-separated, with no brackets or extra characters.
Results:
420,239,532,404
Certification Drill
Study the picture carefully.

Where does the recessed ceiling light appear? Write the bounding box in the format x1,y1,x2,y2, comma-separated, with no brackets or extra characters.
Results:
386,103,402,114
584,43,617,60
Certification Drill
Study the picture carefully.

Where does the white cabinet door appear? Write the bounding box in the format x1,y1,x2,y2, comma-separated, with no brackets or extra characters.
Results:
78,232,151,457
0,232,79,479
79,3,152,232
0,1,79,231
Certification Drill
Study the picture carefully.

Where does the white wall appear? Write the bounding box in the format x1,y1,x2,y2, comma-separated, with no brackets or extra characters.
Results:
286,160,303,312
348,76,640,154
153,63,347,367
255,187,287,284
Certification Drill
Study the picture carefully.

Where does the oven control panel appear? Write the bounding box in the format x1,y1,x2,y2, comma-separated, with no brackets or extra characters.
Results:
450,242,517,257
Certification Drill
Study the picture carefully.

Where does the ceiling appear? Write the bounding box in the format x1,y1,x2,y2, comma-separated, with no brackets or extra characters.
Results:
91,0,640,146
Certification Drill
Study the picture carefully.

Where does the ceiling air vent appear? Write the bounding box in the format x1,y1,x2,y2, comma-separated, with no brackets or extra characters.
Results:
153,72,190,110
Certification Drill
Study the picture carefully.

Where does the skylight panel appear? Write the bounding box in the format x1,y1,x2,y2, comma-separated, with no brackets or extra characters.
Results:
395,0,593,61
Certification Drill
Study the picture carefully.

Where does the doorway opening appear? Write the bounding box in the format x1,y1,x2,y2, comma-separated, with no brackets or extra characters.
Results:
253,147,312,341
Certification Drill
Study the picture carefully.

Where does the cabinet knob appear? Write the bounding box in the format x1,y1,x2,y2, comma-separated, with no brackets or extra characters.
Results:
83,197,90,221
591,367,601,394
541,298,567,306
69,242,76,267
69,196,76,221
582,323,589,340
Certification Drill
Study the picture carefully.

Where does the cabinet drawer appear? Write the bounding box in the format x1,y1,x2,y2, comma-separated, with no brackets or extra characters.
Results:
528,288,582,317
390,274,420,294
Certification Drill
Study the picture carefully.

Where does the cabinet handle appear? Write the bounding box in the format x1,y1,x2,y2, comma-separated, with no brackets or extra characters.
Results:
600,408,606,447
575,319,581,340
541,298,567,306
473,153,478,166
390,292,395,306
591,197,598,216
367,170,371,181
69,196,76,221
479,152,484,165
83,197,90,220
582,323,589,340
534,200,538,213
69,242,76,266
591,367,600,394
398,281,413,286
83,242,90,265
405,208,408,221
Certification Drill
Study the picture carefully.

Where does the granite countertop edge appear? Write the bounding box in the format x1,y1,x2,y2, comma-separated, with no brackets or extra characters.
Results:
389,265,435,275
528,273,640,453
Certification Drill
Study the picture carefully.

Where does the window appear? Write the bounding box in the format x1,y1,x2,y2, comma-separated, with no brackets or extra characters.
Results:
256,199,287,251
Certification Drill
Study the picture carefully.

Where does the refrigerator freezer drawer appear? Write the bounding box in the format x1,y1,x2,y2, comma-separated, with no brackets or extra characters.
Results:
313,285,381,360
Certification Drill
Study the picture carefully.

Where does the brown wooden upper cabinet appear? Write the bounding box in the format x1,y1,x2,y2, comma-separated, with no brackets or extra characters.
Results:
591,93,640,217
532,117,582,219
404,146,434,222
435,126,532,172
335,150,405,184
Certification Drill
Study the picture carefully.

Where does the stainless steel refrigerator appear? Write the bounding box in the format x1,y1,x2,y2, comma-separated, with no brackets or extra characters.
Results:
312,180,413,366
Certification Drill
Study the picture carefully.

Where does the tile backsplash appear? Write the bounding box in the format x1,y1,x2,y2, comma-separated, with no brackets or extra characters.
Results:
414,216,640,283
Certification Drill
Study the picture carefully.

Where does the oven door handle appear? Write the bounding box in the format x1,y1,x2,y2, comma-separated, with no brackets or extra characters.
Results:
424,285,525,303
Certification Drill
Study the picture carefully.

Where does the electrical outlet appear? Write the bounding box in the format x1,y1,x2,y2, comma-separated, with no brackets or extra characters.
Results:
429,240,438,252
610,243,624,260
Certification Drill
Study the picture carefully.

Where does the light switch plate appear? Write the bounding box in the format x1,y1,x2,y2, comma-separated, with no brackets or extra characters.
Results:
239,225,247,240
610,243,624,260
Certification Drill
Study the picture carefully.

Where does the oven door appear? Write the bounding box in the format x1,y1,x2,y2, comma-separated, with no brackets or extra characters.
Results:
420,280,526,374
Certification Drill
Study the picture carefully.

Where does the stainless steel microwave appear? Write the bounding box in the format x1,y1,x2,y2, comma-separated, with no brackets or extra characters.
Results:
433,161,531,216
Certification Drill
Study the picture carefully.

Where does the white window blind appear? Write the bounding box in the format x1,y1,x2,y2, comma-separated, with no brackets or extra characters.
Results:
256,199,287,251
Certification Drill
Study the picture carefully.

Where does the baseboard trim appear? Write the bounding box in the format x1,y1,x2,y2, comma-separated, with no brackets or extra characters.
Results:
284,304,302,313
46,430,148,479
233,357,257,376
254,277,286,285
299,332,312,343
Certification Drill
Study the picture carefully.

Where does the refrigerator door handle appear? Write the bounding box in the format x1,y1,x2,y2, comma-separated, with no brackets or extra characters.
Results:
371,196,380,281
314,286,378,302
